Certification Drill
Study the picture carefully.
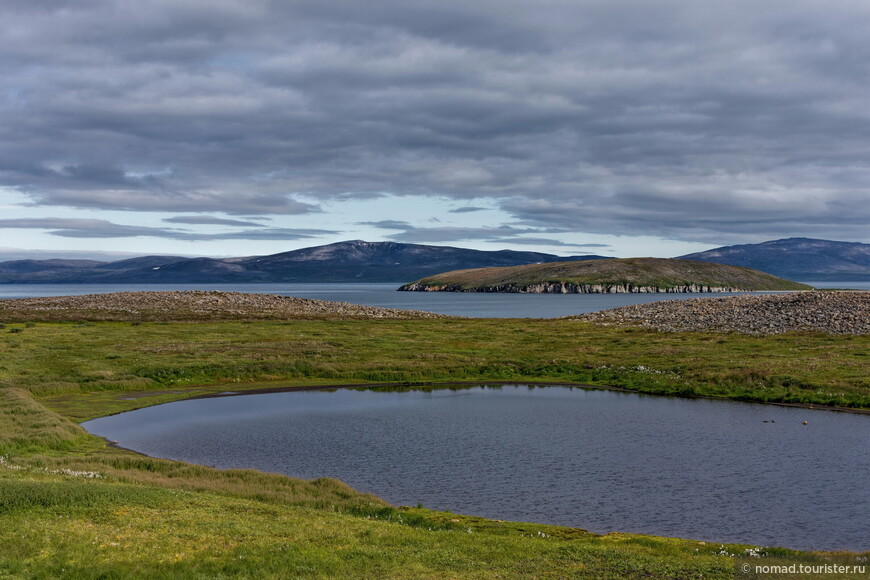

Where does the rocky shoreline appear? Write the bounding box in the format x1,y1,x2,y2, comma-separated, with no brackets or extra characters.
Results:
0,290,449,322
575,291,870,335
399,281,746,293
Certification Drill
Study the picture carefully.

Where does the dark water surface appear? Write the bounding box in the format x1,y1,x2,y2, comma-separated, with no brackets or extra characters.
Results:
0,282,802,318
83,385,870,551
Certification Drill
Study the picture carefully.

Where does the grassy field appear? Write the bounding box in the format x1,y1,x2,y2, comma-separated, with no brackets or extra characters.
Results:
1,314,868,578
1,318,867,414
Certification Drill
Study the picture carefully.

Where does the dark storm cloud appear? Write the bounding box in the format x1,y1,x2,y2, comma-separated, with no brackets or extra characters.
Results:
0,218,336,240
3,0,870,242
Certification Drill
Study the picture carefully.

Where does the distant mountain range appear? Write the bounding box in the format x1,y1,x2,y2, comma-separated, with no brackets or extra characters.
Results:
0,240,607,284
679,238,870,281
1,237,867,284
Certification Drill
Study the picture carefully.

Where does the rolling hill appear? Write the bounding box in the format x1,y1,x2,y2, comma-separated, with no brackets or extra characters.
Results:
679,238,870,281
5,237,866,284
0,241,607,284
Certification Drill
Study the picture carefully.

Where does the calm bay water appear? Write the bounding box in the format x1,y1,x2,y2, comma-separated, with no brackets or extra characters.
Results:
0,281,851,317
83,385,870,551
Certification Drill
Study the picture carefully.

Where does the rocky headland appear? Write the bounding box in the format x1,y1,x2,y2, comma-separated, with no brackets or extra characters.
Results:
399,258,812,294
399,281,747,293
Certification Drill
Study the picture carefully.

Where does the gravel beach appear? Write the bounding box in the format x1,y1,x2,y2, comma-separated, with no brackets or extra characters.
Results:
575,291,870,335
0,290,449,322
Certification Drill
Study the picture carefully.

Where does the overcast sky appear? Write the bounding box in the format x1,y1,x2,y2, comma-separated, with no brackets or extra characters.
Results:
2,0,869,260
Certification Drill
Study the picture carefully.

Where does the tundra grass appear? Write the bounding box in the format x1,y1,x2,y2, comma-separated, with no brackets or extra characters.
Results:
0,319,866,417
1,467,742,580
1,318,868,578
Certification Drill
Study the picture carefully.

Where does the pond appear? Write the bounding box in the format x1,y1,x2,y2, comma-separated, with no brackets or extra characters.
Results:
83,385,870,551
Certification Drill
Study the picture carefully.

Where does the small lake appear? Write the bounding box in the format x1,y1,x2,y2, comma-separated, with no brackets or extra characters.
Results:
0,282,850,318
83,385,870,551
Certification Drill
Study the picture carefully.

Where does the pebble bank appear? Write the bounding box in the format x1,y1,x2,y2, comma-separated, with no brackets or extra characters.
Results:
0,290,448,322
575,291,870,335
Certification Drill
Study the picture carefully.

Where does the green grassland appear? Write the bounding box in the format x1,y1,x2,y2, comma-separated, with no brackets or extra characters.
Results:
400,257,813,291
3,318,867,413
1,316,869,578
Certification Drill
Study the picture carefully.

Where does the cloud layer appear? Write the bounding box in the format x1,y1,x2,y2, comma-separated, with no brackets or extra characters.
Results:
0,218,335,241
3,0,870,244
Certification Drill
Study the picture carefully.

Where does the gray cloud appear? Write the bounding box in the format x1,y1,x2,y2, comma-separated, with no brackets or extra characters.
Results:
163,215,267,227
386,226,536,243
488,237,610,248
361,220,604,249
494,238,610,249
0,247,166,262
3,1,870,243
0,218,336,241
0,218,180,239
449,207,489,214
383,224,608,250
205,228,338,241
358,220,414,230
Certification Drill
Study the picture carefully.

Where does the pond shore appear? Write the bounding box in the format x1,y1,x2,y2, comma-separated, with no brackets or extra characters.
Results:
185,380,870,415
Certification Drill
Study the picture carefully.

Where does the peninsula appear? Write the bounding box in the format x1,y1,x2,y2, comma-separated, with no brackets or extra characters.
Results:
398,257,812,293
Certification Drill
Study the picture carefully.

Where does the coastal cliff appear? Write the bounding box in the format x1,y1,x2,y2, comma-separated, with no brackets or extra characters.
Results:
398,258,812,294
399,282,745,293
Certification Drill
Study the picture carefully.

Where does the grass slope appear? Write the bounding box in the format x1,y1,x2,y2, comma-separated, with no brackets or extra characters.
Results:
400,257,812,291
1,297,868,578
